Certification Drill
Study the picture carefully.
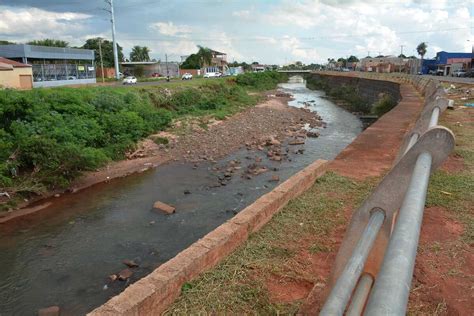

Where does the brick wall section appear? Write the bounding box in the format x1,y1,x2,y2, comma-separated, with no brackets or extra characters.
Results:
88,159,328,316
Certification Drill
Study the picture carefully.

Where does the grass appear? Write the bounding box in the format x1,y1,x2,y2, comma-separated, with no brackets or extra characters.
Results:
425,108,474,243
166,173,376,314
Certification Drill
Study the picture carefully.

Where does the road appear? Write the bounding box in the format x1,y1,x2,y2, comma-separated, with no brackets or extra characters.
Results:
421,75,474,84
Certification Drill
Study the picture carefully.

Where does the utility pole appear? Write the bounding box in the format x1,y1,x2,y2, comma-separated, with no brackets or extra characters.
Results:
400,45,405,56
98,38,105,83
165,54,170,81
105,0,120,80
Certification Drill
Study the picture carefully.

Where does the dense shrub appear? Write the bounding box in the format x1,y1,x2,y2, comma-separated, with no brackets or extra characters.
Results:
371,94,397,116
235,71,288,90
0,88,172,190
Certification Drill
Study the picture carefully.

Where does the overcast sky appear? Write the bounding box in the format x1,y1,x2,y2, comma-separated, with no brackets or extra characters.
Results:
0,0,472,64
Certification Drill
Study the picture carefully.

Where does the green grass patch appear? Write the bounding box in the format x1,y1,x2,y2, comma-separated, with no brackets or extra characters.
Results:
166,172,376,314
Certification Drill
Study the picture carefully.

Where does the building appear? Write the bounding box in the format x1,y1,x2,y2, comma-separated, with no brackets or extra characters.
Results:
360,56,411,73
0,44,96,87
422,51,473,75
0,57,33,89
120,61,180,78
204,49,228,74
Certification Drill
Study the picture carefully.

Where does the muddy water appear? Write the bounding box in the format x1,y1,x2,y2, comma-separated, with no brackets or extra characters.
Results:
0,78,361,315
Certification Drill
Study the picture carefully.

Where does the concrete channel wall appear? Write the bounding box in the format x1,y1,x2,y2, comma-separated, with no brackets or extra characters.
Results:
307,73,402,105
90,72,432,315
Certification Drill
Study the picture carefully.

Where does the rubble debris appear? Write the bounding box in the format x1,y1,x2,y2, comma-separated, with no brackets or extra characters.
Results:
152,201,176,214
118,269,133,281
38,306,60,316
123,259,139,268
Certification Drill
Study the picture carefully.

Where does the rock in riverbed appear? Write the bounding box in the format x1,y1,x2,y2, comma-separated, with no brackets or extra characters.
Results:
123,259,139,268
38,306,60,316
118,268,133,281
153,201,176,214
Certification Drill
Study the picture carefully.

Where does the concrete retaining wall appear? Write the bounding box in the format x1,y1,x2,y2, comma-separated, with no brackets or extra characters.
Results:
307,73,402,105
89,159,328,315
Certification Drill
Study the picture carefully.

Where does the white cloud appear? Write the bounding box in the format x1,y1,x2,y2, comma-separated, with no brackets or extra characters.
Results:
149,21,192,36
232,10,251,19
0,6,91,43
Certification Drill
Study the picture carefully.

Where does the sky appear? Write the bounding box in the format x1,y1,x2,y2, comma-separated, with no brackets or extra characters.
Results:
0,0,472,64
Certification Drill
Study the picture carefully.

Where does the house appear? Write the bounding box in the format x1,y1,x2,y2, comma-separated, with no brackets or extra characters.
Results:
120,61,180,78
251,64,266,72
360,56,410,73
0,57,33,89
204,49,228,74
422,51,472,75
0,44,96,87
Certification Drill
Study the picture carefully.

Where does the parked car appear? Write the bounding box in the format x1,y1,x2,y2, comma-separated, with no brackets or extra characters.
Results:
151,73,161,78
463,69,474,78
452,69,467,77
215,72,223,77
203,72,219,78
122,76,137,84
181,73,193,80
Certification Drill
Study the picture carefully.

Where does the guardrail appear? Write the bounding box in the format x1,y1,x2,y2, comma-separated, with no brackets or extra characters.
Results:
320,74,455,315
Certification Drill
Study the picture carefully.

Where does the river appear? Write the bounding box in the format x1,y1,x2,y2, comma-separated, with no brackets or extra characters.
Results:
0,77,362,315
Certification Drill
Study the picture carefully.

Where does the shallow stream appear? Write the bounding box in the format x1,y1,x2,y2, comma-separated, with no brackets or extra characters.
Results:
0,78,362,315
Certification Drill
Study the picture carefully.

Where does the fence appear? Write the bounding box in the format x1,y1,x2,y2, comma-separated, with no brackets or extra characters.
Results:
320,74,455,315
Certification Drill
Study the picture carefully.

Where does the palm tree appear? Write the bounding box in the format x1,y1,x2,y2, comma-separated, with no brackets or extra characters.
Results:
416,42,428,74
130,46,151,62
197,46,212,67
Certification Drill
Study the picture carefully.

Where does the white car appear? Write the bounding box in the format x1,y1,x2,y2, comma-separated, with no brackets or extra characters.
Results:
203,72,219,78
122,76,137,84
181,73,193,80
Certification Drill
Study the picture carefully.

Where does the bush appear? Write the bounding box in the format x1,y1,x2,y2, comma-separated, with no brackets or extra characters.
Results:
0,87,172,191
371,94,397,116
235,71,288,90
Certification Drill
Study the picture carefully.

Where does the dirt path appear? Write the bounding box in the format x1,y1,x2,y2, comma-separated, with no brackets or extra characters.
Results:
0,93,323,223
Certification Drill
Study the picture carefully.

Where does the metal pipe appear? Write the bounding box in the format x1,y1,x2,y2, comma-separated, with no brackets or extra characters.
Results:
403,133,419,155
429,106,440,128
364,151,432,316
346,274,374,316
320,209,385,316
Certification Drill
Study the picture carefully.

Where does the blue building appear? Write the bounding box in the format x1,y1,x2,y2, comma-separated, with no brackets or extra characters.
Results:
422,51,472,75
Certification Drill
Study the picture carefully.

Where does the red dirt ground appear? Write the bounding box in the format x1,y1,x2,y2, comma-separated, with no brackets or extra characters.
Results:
410,206,473,315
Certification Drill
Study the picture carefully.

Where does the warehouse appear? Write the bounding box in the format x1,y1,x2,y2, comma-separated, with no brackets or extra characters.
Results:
0,44,96,87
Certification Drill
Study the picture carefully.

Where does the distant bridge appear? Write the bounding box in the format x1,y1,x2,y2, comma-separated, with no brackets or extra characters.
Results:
277,70,312,73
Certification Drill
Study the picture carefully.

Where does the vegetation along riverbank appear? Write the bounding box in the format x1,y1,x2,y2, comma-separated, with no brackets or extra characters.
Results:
0,72,287,212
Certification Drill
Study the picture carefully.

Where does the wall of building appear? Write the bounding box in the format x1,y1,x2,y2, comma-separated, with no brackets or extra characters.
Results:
0,67,33,89
33,78,96,88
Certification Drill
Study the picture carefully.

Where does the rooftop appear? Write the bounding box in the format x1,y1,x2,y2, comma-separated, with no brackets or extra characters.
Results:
0,44,95,60
0,57,31,70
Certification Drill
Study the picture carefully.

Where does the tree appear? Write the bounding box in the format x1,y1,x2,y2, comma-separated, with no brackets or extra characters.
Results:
347,55,359,62
416,42,427,60
130,46,151,62
398,54,407,58
27,39,69,47
197,46,212,67
416,42,428,74
0,40,15,45
82,38,124,68
181,46,214,69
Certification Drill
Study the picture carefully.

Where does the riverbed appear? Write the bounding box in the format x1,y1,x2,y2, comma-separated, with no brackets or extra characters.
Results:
0,78,362,315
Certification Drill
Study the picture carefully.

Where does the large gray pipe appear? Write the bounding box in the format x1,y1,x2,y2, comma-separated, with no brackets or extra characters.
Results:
320,209,385,315
364,151,432,315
